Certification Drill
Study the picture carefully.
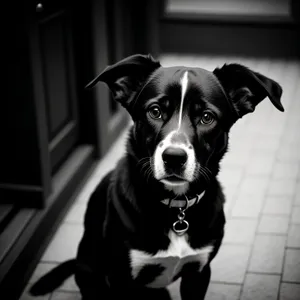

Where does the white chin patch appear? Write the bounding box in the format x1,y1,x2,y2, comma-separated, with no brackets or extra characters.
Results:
162,181,189,195
153,131,196,195
161,179,187,187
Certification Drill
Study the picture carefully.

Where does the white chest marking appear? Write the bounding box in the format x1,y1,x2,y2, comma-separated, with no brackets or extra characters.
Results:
178,71,189,130
130,231,213,288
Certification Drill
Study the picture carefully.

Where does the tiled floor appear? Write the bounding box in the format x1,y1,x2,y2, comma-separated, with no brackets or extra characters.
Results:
20,54,300,300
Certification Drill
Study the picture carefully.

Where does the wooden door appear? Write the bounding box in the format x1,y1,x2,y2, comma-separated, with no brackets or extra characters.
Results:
31,0,80,174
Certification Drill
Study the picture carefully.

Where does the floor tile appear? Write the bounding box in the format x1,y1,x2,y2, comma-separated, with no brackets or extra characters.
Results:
272,162,299,180
277,145,300,163
211,245,251,284
251,135,280,152
263,196,293,216
248,235,286,274
58,276,79,292
239,176,270,195
240,273,280,300
42,223,83,262
287,224,300,248
223,186,238,214
280,282,300,300
252,134,280,153
221,151,250,167
283,249,300,283
291,207,300,224
282,134,300,148
218,167,244,187
246,154,275,176
206,282,241,300
268,179,297,197
223,219,257,245
294,184,300,206
75,181,98,204
64,203,86,224
167,278,181,300
50,291,81,300
258,215,289,235
281,127,300,145
231,193,264,218
28,262,58,284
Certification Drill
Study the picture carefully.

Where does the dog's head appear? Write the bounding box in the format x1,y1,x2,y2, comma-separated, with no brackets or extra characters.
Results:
87,54,283,195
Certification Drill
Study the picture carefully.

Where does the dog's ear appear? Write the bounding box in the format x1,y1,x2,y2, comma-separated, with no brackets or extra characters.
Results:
86,54,161,109
213,63,284,118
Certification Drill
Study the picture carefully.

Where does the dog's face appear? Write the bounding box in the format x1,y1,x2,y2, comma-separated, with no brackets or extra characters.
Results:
87,54,283,195
132,67,237,195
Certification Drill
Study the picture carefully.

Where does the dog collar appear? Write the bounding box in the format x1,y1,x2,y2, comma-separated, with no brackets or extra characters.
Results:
161,191,205,208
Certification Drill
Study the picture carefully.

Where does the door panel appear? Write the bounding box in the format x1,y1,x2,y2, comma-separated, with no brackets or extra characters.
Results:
40,14,71,137
35,1,79,173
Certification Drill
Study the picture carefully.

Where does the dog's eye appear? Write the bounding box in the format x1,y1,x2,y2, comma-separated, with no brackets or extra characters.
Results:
200,111,215,125
148,105,162,119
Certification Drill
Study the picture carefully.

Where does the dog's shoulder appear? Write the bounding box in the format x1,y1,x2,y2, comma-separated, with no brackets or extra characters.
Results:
83,169,114,229
83,157,130,227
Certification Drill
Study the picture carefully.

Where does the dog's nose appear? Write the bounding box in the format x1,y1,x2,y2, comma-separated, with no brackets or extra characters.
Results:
162,147,187,168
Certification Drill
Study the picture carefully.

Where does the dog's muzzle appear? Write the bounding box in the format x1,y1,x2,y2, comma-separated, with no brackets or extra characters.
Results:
153,131,196,190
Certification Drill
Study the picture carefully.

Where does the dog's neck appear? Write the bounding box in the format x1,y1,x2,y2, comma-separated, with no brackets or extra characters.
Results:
113,148,223,236
161,190,205,209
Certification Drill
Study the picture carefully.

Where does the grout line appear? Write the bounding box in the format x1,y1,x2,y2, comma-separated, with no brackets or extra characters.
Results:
40,260,69,264
277,152,300,300
280,279,300,284
227,216,259,220
210,280,243,286
222,242,254,247
246,271,282,276
63,220,84,225
285,246,300,250
261,213,292,217
256,232,288,237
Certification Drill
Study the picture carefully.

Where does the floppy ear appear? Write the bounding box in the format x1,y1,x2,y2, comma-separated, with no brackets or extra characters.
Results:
86,54,161,109
213,64,284,118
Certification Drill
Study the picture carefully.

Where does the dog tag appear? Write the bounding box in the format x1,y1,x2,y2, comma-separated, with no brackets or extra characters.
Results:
173,219,189,235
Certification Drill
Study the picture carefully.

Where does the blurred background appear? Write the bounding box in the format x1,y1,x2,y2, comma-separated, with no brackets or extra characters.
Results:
1,0,299,299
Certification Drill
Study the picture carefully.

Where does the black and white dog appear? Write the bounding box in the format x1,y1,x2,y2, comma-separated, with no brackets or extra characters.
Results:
31,54,283,300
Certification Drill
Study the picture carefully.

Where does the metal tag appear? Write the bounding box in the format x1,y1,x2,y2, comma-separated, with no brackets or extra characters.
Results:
173,219,189,235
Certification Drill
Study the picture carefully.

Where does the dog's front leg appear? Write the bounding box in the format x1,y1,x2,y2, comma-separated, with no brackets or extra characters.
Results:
124,287,172,300
106,284,172,300
180,265,211,300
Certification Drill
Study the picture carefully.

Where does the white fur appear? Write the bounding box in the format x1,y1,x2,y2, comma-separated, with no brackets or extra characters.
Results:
153,131,196,195
178,71,189,130
152,71,196,194
130,231,213,288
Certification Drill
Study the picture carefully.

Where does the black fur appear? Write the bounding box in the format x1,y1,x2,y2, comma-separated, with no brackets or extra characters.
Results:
30,54,283,300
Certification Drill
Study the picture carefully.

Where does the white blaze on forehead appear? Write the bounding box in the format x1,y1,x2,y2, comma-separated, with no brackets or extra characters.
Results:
178,71,189,131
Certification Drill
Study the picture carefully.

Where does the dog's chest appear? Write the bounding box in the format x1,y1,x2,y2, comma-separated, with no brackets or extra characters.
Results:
129,231,213,288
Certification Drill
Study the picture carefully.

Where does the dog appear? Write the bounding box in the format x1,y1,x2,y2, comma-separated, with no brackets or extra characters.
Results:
30,54,283,300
